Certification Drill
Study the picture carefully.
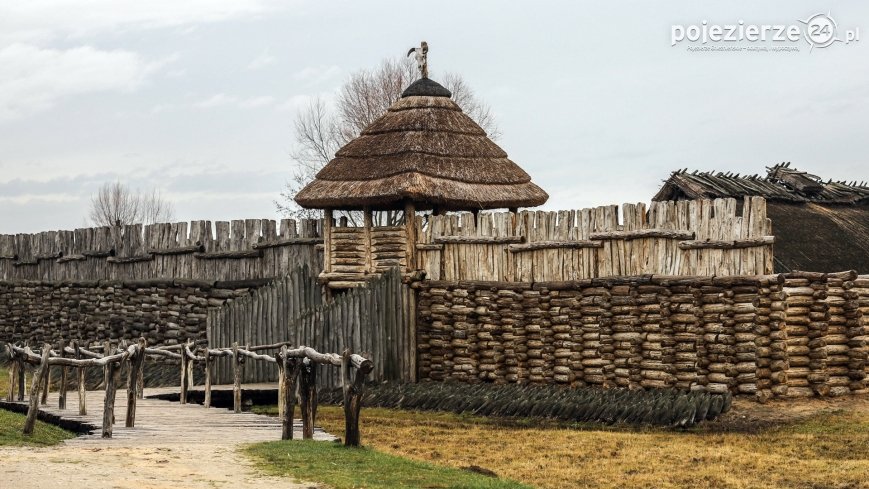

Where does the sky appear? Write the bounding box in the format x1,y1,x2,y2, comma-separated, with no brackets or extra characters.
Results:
1,0,867,233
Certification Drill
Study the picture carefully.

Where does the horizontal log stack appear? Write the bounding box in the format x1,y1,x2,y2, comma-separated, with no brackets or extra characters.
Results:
852,275,869,394
415,272,869,399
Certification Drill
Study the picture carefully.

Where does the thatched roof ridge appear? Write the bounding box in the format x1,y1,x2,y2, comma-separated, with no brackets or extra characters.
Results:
295,77,548,210
653,162,869,204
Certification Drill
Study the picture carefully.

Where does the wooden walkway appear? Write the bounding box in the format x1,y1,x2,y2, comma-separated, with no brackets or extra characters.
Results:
1,387,334,489
3,387,334,444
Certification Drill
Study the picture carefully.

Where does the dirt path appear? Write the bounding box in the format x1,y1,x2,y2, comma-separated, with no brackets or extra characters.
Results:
1,389,330,488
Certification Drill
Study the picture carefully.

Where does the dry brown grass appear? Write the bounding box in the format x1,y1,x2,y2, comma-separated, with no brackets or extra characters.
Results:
309,396,868,489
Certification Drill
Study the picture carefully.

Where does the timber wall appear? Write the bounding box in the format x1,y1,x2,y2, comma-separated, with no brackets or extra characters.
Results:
415,271,869,398
0,278,262,348
415,197,774,281
0,218,323,282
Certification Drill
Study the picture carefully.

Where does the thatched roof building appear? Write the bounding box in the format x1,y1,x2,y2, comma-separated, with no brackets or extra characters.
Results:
295,77,548,211
654,162,869,273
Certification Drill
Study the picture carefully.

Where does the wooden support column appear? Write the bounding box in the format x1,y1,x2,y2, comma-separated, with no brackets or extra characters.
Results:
22,344,51,435
363,207,373,274
58,339,68,410
180,340,189,405
299,358,317,440
74,341,86,415
204,348,212,408
404,202,416,272
232,342,241,413
323,209,333,273
136,355,145,400
125,338,146,428
102,348,119,439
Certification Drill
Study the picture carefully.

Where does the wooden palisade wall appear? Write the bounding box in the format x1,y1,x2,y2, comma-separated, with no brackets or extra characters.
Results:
0,218,322,282
415,197,773,281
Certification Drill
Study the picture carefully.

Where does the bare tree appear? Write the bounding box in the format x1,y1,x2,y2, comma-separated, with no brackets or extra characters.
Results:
276,57,499,220
89,182,176,227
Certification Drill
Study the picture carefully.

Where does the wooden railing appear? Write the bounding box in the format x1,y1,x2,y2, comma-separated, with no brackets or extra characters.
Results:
4,338,373,447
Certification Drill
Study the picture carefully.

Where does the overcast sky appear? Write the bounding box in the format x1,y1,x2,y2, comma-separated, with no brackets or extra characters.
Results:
1,1,867,233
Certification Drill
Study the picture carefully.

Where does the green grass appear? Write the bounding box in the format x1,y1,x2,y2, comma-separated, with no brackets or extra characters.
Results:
0,366,75,447
245,440,531,489
0,409,75,446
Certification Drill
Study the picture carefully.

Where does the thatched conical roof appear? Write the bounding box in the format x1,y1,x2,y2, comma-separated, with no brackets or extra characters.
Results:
294,78,548,211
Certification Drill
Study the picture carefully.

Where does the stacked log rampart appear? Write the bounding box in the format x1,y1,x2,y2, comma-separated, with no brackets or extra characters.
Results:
415,271,868,398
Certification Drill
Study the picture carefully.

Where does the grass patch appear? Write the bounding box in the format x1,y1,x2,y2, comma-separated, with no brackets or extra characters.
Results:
245,440,530,489
253,398,869,489
0,408,75,446
0,366,75,447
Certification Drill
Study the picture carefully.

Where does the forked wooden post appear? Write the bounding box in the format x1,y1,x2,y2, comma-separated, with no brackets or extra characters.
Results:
203,348,212,408
179,340,189,405
125,338,146,428
280,346,301,440
102,342,119,438
186,340,195,390
73,341,87,415
22,344,51,435
232,342,241,413
341,349,371,447
58,339,68,410
299,357,318,440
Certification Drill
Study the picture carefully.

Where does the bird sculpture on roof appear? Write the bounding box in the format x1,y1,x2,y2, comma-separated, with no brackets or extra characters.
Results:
407,41,429,78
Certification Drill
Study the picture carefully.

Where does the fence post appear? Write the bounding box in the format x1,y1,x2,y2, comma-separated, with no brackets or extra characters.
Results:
102,341,119,438
341,349,368,447
232,342,241,413
39,353,51,406
125,338,146,428
280,346,301,440
186,340,195,390
299,357,317,440
137,347,145,400
74,341,86,415
17,349,26,401
58,339,68,410
180,340,189,405
23,344,51,435
6,346,17,402
204,348,212,408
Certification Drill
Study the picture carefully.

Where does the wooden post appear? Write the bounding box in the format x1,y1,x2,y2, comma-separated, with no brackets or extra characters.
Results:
404,202,417,273
363,207,373,274
40,355,51,405
22,344,51,435
299,357,317,440
17,354,26,401
186,340,195,390
125,338,146,428
180,340,189,405
204,348,212,408
7,349,17,402
324,209,333,273
341,349,369,447
102,350,119,439
232,342,241,413
277,353,285,420
280,346,301,440
58,339,68,410
74,341,86,415
137,350,145,400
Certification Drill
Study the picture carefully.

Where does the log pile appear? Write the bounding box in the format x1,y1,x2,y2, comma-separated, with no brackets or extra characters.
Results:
416,272,869,398
851,275,869,394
